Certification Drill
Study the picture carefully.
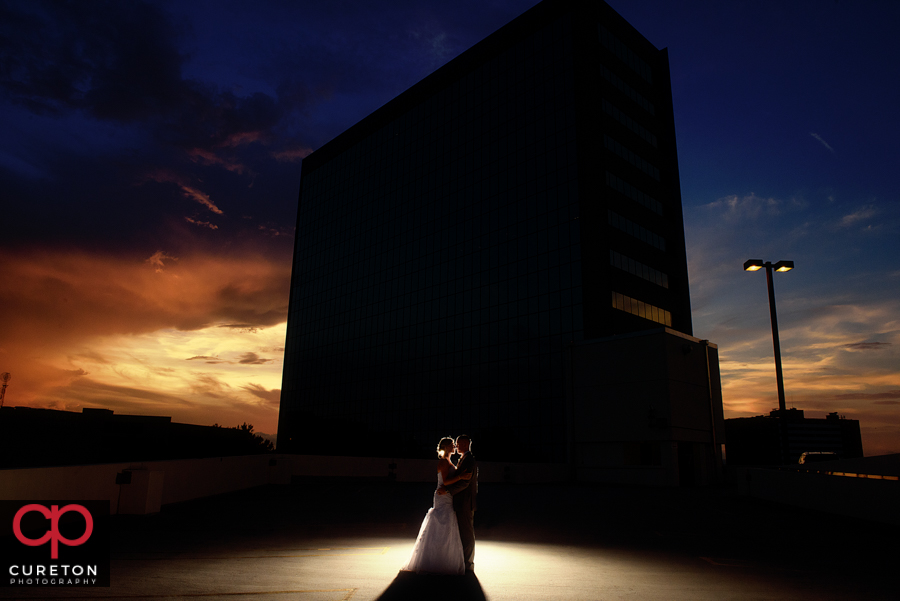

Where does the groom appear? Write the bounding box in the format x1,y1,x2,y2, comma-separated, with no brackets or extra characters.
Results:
439,434,478,573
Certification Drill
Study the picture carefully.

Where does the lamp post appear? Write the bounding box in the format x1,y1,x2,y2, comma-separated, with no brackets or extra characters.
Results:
743,259,794,413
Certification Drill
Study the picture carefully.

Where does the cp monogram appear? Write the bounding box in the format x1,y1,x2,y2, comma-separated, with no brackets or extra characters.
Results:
12,504,94,559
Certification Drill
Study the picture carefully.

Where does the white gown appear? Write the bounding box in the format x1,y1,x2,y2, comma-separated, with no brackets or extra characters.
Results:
401,471,465,575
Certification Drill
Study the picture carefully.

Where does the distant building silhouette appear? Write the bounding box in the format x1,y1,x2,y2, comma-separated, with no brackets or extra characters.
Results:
278,0,724,483
0,406,273,469
725,409,863,466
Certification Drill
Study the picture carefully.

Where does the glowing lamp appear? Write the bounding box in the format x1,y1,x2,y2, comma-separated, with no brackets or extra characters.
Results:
743,259,764,272
773,260,794,272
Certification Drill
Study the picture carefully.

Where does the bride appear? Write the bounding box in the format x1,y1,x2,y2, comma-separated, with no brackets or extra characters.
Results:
401,437,472,574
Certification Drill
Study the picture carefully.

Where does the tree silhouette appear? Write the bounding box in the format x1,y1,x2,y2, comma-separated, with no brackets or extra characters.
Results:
212,422,275,454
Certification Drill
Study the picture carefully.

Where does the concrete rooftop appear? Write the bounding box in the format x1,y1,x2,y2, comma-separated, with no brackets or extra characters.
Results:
2,479,895,600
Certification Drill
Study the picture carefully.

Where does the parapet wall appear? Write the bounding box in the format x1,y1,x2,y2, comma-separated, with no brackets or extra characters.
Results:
733,466,900,526
0,454,567,514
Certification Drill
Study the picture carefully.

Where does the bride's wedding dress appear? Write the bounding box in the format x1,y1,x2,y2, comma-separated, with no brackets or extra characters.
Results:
401,471,465,574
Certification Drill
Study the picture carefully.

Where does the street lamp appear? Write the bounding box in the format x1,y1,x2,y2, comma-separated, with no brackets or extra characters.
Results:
743,259,794,412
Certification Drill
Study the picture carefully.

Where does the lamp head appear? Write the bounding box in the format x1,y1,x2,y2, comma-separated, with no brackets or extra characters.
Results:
743,259,764,272
773,260,794,272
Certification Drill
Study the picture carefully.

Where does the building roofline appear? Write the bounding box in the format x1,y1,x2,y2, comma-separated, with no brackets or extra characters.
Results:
300,0,662,175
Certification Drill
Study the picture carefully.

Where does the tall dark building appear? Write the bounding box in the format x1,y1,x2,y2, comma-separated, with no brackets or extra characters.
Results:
278,0,696,464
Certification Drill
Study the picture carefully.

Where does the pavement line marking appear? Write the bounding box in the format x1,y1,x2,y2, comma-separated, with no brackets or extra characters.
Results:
19,589,358,600
113,547,390,560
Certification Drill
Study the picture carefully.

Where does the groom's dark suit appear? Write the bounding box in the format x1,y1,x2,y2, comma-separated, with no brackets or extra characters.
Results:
444,451,477,571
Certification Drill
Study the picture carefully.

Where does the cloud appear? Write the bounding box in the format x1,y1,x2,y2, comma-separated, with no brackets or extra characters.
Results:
842,341,891,351
179,185,224,215
0,243,289,429
810,132,834,152
1,313,286,430
703,193,783,222
222,131,267,148
67,351,111,365
241,383,281,406
217,324,260,333
187,148,249,175
237,352,272,365
840,205,877,227
188,373,232,399
147,250,178,272
0,150,46,179
143,170,225,216
185,217,219,230
184,352,273,365
0,1,179,119
831,390,900,401
271,147,314,162
257,224,292,238
0,1,300,174
0,248,291,350
39,377,197,415
410,26,453,65
186,356,225,364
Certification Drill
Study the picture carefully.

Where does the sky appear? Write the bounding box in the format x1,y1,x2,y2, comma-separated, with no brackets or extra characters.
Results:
1,0,898,455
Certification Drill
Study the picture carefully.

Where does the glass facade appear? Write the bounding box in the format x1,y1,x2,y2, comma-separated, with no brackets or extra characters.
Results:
279,0,692,462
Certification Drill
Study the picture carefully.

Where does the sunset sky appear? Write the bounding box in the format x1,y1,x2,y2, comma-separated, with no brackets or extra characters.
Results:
1,0,898,455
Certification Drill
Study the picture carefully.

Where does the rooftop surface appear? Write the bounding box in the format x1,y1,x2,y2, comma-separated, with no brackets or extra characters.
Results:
2,479,895,600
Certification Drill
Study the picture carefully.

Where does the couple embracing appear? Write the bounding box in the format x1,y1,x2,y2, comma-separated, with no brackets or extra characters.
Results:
402,434,478,575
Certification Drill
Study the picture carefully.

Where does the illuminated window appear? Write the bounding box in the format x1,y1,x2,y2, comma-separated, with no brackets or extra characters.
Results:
611,291,671,326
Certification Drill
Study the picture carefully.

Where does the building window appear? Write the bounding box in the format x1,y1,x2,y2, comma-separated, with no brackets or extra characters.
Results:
598,65,655,115
599,25,653,84
602,99,657,147
610,250,668,288
612,291,671,327
605,172,663,215
603,135,659,180
608,210,666,251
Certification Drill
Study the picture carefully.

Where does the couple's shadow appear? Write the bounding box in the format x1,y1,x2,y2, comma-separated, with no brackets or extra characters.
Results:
375,570,487,601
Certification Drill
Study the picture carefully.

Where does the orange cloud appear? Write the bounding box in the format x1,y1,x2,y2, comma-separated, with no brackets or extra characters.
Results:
179,184,224,214
271,147,313,162
187,148,249,175
143,170,226,215
241,383,281,406
0,247,290,434
147,250,178,272
222,131,266,148
185,216,219,230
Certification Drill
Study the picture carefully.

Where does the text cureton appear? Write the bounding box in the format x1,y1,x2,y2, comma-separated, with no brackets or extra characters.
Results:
8,565,97,577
